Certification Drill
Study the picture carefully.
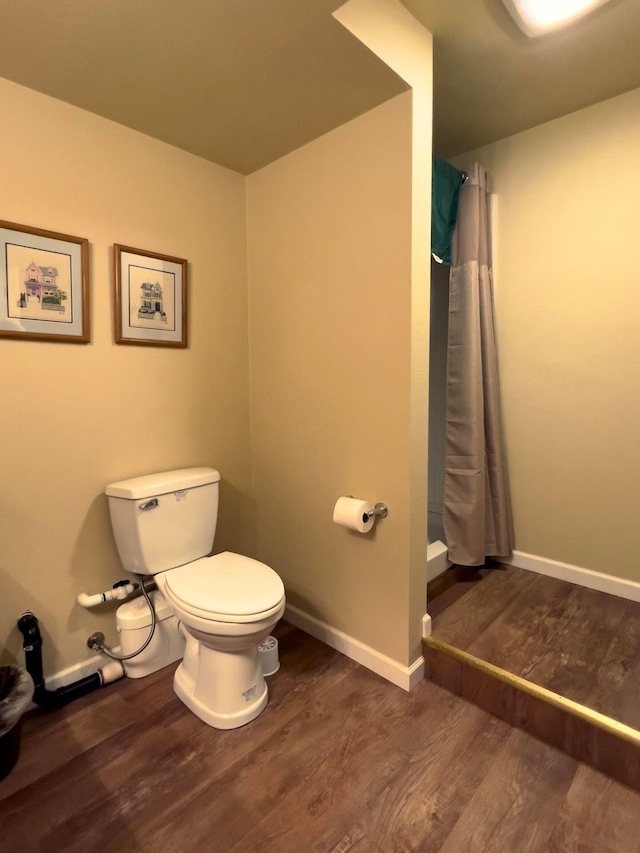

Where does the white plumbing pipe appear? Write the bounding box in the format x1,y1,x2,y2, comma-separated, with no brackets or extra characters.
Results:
77,583,138,608
98,661,125,684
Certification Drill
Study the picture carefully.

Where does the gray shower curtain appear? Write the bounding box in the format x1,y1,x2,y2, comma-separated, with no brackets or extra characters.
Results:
442,164,514,566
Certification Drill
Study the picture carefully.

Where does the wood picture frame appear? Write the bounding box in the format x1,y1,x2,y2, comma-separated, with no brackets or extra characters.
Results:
114,244,188,348
0,220,90,343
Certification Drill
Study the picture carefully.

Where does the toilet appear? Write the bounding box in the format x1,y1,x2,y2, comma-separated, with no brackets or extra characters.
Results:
105,467,285,730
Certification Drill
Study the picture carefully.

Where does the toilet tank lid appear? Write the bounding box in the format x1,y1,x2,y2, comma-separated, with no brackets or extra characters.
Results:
105,467,220,500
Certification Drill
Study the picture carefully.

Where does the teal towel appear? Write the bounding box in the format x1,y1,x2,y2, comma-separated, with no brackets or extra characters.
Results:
432,157,463,266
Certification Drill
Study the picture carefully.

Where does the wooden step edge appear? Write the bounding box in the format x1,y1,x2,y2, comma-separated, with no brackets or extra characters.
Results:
423,636,640,790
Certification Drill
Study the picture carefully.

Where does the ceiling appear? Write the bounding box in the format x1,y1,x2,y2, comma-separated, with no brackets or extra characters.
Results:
1,0,639,174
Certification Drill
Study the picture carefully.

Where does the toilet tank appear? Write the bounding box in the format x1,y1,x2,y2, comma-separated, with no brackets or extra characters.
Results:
105,467,220,575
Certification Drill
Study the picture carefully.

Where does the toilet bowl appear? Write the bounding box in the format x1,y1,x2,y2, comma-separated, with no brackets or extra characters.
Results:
156,552,285,729
105,467,286,730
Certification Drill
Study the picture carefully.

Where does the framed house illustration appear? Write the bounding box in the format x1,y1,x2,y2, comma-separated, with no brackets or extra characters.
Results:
114,244,187,347
1,220,89,343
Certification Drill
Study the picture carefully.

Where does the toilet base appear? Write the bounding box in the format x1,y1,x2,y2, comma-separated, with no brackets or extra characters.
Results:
172,637,270,730
174,665,268,729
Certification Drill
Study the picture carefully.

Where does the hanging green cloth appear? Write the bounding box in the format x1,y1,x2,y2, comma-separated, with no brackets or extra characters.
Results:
432,157,464,266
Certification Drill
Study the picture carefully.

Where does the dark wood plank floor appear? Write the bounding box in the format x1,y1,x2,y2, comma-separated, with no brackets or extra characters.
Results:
430,565,640,731
3,623,640,852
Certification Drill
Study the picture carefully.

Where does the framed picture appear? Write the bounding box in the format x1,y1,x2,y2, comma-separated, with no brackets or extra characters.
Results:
114,245,187,347
0,220,90,343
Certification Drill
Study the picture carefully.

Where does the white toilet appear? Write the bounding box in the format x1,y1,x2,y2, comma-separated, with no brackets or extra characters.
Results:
105,467,285,730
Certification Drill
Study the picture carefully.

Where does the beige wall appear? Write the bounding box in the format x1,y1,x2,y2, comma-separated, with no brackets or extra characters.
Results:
452,87,640,579
1,4,433,681
247,92,420,665
333,0,433,664
0,78,252,673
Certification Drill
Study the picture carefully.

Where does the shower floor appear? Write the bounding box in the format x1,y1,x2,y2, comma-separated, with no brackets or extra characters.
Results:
427,564,640,733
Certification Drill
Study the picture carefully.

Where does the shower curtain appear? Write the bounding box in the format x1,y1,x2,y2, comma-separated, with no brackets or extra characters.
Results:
442,164,514,566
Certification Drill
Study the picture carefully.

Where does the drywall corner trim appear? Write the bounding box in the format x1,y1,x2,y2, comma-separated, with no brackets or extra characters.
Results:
508,550,640,602
284,604,425,691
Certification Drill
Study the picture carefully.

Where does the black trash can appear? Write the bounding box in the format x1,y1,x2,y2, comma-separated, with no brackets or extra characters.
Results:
0,666,34,781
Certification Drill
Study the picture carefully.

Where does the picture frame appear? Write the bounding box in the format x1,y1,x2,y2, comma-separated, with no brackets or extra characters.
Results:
0,220,90,343
114,244,188,348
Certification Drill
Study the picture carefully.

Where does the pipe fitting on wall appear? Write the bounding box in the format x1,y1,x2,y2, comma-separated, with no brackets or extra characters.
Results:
77,581,139,608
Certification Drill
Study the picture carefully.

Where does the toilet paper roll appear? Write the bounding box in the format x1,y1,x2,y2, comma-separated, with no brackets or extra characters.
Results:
333,496,375,533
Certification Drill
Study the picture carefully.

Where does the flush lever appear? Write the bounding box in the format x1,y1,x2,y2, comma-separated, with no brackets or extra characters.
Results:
138,498,159,511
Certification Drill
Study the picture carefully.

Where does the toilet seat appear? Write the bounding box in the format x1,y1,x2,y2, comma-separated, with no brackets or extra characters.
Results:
163,551,285,624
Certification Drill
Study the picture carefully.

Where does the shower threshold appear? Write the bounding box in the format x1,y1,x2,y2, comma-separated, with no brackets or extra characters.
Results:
424,564,640,791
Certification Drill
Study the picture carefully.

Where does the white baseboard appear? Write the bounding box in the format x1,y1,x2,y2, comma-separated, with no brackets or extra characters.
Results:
508,550,640,603
284,604,425,691
427,539,451,582
44,650,120,691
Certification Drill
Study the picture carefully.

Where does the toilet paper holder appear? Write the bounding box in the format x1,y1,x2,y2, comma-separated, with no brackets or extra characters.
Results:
347,498,388,521
366,502,388,520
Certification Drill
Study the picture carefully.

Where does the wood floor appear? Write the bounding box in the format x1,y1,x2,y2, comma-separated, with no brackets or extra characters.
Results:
3,623,640,852
428,564,640,731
